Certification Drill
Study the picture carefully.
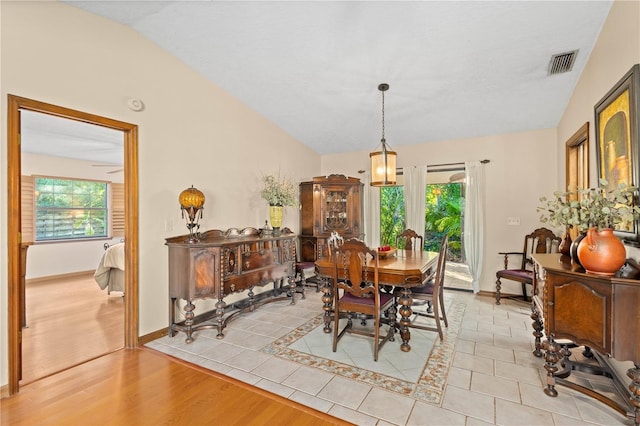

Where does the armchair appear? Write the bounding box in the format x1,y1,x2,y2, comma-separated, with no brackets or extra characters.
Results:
495,227,560,304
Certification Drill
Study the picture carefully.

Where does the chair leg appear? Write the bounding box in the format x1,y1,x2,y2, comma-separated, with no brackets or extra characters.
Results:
495,276,502,305
374,316,380,362
432,296,444,341
439,292,448,328
332,307,339,353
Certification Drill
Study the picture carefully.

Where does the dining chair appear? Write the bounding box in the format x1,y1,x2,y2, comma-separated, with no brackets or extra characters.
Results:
395,228,424,251
332,238,395,361
294,238,320,293
407,234,449,340
495,227,560,304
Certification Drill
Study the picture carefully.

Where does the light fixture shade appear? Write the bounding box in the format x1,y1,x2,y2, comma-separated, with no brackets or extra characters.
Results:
370,147,397,186
370,82,397,187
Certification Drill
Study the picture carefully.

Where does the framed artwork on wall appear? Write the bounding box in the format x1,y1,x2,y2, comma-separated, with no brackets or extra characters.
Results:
594,63,640,242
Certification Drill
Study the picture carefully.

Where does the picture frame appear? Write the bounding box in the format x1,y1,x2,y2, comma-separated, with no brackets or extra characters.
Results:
594,64,640,243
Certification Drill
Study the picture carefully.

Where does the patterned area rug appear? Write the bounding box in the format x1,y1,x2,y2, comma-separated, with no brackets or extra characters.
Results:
261,300,466,405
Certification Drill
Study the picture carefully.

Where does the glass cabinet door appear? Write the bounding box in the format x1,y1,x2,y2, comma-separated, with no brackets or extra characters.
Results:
324,189,348,230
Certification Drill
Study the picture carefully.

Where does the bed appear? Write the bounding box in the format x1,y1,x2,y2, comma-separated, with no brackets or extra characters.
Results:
94,242,125,294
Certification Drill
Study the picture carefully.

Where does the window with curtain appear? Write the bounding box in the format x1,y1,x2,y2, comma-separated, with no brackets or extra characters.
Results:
21,176,124,242
379,176,464,261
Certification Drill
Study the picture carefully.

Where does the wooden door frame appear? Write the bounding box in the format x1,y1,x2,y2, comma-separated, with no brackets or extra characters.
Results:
7,95,139,395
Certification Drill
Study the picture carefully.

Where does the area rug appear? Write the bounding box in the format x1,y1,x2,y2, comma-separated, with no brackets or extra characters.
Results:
261,300,466,405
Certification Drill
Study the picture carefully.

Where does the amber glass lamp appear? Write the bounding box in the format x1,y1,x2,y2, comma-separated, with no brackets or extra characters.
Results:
370,83,397,186
179,185,205,242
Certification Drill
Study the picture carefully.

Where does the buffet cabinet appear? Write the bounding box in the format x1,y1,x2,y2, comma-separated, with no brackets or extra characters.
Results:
531,253,640,426
165,227,297,342
299,174,363,262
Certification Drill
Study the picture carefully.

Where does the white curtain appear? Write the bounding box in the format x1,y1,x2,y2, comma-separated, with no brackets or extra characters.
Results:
404,165,427,236
463,161,485,293
363,172,381,248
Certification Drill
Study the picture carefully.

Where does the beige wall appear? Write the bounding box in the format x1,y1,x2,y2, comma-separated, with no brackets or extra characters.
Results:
323,129,559,296
557,0,640,259
0,1,320,385
558,0,640,187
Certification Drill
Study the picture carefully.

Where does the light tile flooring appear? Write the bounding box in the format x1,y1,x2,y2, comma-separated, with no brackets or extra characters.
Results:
147,288,634,426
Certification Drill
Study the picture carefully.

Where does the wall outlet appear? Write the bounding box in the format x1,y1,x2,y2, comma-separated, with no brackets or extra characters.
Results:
165,219,174,232
507,217,520,225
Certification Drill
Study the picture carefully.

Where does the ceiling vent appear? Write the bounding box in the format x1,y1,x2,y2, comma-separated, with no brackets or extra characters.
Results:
548,50,578,76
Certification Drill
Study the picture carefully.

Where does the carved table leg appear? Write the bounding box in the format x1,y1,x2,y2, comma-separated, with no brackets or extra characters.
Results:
397,288,413,352
582,345,594,359
248,287,255,311
215,298,226,339
288,275,296,305
542,336,561,397
321,277,333,333
628,363,640,426
495,277,502,305
531,303,543,357
169,297,177,337
183,299,196,344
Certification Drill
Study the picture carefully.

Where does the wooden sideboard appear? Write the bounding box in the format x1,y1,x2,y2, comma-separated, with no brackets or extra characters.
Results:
531,253,640,425
165,227,297,343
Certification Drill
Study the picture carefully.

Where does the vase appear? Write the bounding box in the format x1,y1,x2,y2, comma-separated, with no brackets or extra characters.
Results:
569,232,586,267
576,227,626,276
558,231,572,256
269,205,283,230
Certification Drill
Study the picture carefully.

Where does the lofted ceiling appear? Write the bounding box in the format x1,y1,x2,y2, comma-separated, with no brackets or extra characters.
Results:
26,1,614,163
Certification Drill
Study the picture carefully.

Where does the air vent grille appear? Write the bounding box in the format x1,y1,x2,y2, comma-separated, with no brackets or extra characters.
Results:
548,50,578,75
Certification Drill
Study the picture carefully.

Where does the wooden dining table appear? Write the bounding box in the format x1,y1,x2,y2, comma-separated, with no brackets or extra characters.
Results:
314,249,439,352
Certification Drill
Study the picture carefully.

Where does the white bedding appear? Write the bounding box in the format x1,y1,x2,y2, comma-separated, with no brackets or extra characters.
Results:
94,243,125,293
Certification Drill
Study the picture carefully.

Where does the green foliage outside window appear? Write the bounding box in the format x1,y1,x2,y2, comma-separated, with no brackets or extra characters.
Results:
425,183,463,261
380,182,463,261
380,186,405,246
35,177,108,241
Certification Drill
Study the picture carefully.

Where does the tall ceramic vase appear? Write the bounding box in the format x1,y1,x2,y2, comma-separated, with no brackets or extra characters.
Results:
269,205,283,230
576,227,626,276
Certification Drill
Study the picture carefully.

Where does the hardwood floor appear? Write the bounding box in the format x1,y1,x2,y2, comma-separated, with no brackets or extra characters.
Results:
21,273,124,384
2,348,349,425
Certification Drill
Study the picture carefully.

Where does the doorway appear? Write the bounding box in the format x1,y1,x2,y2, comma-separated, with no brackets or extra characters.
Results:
7,95,139,395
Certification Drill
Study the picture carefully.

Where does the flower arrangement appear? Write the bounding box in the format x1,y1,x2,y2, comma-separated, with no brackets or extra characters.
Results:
260,172,299,207
538,179,640,231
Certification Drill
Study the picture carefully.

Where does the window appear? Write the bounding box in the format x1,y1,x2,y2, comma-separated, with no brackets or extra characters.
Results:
380,179,464,260
34,177,108,241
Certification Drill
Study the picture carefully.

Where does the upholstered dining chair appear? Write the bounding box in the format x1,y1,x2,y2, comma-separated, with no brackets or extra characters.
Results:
495,227,561,304
395,228,424,251
407,234,449,341
294,238,320,293
332,238,395,361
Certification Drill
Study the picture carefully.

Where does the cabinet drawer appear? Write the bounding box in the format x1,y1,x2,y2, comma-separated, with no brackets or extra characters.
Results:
242,249,277,271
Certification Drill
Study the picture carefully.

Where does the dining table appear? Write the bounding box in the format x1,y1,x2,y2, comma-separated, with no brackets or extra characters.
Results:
314,248,440,352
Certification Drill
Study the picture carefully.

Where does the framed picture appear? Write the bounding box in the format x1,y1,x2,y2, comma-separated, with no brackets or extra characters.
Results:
595,64,640,242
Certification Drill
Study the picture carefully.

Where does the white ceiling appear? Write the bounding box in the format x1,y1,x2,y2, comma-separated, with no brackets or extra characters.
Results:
28,1,614,162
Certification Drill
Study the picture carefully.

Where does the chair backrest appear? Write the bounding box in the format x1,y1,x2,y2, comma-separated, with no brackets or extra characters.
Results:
395,229,424,251
332,238,380,299
522,227,561,268
435,234,449,290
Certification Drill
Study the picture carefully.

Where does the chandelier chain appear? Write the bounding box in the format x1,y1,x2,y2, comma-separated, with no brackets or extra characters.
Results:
381,89,385,141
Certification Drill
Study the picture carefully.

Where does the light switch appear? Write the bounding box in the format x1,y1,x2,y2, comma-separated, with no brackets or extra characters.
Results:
165,219,174,232
507,217,520,225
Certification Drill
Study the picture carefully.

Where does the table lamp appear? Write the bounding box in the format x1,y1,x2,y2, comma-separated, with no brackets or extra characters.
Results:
179,185,205,242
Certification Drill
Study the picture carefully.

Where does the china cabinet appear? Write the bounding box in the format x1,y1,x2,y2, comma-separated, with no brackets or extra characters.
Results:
299,175,363,262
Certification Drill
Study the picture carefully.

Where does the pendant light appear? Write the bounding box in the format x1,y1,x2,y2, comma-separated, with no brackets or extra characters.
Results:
370,83,397,186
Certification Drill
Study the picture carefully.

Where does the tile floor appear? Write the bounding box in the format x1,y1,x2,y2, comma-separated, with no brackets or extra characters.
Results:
147,287,634,426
